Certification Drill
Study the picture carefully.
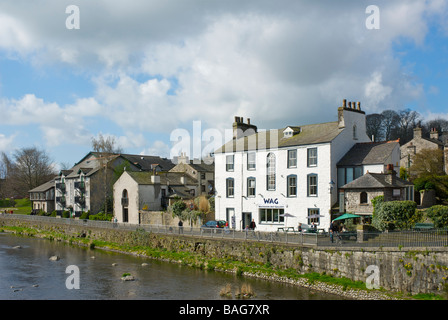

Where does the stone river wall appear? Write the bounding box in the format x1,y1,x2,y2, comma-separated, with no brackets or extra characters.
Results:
1,215,448,295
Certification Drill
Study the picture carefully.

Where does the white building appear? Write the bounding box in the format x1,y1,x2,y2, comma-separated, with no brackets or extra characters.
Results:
214,100,371,232
113,171,197,224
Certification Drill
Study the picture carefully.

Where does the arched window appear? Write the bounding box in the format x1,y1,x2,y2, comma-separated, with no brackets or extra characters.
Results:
122,189,129,207
360,191,368,204
266,153,276,190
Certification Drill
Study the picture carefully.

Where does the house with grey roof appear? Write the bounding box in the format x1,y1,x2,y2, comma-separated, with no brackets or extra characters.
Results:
54,152,175,217
113,170,197,224
29,178,57,214
337,140,401,188
401,127,448,174
214,99,372,231
170,152,215,196
339,171,414,217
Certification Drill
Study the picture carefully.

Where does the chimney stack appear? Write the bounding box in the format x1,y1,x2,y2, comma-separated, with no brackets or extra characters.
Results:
413,127,422,139
385,164,396,185
233,116,257,140
430,128,439,140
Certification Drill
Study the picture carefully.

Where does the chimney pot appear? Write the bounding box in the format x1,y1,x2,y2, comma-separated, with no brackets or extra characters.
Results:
343,99,347,108
357,102,361,110
348,102,352,108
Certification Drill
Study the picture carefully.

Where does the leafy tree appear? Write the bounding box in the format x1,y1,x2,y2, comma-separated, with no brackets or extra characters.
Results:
171,200,187,218
409,148,444,179
426,205,448,228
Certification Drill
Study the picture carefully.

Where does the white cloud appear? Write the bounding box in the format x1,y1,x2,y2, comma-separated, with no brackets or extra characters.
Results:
0,94,100,147
0,133,15,152
141,140,171,158
0,0,447,155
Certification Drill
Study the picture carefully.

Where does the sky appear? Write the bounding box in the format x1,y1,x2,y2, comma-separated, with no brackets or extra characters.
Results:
0,0,447,169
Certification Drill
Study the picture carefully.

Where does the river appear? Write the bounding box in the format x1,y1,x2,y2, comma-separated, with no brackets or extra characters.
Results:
0,232,345,300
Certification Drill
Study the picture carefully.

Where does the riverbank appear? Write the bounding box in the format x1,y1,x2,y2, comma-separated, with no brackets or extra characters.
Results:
1,224,438,300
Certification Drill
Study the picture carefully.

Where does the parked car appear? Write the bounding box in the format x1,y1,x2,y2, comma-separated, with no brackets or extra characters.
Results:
201,220,226,232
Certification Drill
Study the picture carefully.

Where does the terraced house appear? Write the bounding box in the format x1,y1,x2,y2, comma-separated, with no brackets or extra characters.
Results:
214,100,382,232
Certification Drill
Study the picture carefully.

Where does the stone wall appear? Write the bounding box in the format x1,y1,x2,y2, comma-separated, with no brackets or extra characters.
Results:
1,216,448,295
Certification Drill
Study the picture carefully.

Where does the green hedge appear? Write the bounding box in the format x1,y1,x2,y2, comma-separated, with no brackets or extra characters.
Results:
89,212,113,221
372,200,419,231
426,205,448,228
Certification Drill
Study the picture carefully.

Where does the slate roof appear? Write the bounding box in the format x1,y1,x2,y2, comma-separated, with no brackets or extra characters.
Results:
341,172,413,189
215,121,343,153
121,154,175,172
126,171,197,186
60,152,175,179
29,177,57,193
337,140,399,166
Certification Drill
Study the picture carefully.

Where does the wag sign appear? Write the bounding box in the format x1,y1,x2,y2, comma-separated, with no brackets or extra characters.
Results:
259,198,283,208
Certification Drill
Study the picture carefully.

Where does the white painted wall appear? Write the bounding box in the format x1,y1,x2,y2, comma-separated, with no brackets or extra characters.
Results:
215,108,371,232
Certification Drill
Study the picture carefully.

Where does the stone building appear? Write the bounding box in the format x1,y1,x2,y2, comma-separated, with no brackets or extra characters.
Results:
170,152,215,196
340,171,414,217
400,127,448,174
113,171,197,224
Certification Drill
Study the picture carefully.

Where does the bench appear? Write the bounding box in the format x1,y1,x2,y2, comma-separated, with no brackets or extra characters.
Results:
339,231,357,241
413,223,435,231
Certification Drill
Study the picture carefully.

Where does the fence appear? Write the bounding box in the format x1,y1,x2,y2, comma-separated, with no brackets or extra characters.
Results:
1,214,448,248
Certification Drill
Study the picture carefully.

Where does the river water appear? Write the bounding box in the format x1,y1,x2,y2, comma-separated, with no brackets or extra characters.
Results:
0,232,344,300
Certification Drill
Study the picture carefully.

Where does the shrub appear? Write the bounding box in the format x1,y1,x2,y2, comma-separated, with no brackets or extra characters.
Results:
89,212,113,221
80,211,90,220
372,200,418,231
62,211,71,218
413,175,448,199
426,205,448,228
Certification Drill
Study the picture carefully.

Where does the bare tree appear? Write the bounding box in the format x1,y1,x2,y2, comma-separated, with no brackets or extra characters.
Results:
381,110,400,141
397,109,420,144
91,133,123,154
366,113,385,141
2,147,57,197
91,133,123,215
423,118,448,136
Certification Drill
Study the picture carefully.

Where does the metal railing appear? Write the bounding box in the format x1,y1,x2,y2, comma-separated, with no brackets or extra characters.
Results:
1,214,448,248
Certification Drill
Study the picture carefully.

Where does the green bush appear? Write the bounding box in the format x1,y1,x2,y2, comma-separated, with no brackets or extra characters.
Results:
80,211,90,220
426,205,448,228
62,211,71,218
413,175,448,199
89,212,113,221
372,200,418,231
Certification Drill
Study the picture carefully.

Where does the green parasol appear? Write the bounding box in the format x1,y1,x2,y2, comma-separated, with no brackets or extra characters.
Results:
333,213,361,221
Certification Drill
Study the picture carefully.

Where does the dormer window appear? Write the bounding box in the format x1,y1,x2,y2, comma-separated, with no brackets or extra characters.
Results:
283,126,300,139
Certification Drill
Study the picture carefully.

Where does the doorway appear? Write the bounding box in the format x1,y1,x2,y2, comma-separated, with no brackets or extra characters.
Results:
242,212,252,230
